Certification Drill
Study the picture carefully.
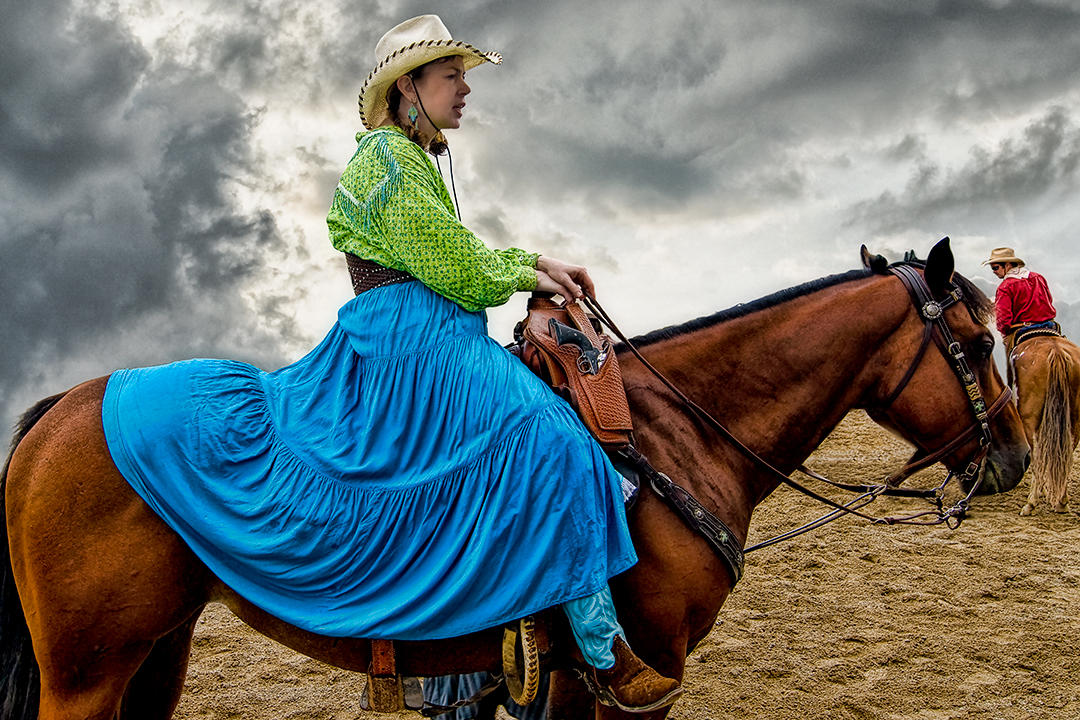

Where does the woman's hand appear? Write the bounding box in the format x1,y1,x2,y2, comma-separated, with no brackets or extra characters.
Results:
535,256,596,302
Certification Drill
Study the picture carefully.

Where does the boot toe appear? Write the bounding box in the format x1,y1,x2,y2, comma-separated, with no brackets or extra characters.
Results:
609,668,683,713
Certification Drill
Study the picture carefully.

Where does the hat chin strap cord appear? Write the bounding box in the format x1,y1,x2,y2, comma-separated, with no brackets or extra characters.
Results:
413,89,462,221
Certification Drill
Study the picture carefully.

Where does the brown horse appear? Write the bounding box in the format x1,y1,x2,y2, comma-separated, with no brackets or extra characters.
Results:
2,239,1029,720
1013,334,1080,515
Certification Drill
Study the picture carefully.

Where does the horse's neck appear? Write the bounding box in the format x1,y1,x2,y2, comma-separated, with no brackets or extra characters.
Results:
621,276,905,515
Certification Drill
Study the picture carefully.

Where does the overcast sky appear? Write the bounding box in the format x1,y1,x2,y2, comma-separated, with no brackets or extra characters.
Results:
3,0,1080,431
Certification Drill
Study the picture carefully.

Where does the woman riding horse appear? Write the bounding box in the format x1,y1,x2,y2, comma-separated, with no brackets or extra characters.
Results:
2,238,1032,720
98,14,679,715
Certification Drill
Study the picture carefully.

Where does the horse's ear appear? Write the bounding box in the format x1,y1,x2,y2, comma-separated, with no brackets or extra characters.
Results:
924,236,955,298
860,245,888,274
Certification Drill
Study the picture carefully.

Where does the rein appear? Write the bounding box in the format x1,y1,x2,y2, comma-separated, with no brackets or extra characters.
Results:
583,263,1009,566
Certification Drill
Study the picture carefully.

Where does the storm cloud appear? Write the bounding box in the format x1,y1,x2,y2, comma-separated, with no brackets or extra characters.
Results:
3,0,1080,430
0,0,300,425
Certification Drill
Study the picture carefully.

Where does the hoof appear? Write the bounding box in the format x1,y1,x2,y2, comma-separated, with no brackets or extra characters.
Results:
1050,504,1070,514
1020,504,1034,516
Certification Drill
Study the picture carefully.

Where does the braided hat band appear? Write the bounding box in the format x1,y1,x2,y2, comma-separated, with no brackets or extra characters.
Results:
358,15,502,130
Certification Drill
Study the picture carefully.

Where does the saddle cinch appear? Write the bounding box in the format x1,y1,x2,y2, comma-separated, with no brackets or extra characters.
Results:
362,295,636,715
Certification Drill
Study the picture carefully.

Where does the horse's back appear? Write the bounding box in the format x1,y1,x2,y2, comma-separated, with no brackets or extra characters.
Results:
8,376,136,531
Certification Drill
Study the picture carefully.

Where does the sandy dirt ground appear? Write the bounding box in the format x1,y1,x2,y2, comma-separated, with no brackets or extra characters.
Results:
175,412,1080,720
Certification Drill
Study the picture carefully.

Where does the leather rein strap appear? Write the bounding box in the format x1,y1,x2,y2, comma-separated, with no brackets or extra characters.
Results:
582,264,1009,569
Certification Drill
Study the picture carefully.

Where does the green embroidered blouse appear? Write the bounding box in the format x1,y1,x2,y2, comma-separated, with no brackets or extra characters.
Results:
328,126,538,312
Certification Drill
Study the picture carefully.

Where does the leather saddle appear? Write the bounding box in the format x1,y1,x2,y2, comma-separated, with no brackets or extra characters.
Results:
507,294,634,449
1012,321,1064,348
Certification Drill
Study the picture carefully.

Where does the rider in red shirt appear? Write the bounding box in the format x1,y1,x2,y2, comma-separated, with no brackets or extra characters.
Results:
983,247,1057,340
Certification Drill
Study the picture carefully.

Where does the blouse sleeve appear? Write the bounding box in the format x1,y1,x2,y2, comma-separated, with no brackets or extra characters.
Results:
329,130,537,312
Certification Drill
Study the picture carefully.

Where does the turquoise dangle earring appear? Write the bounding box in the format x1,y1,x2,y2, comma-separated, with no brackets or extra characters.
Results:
407,104,419,126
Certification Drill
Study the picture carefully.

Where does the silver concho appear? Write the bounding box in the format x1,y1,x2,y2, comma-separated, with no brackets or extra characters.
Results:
922,301,943,319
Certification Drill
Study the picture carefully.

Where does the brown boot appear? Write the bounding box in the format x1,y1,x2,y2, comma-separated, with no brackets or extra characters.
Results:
592,636,683,713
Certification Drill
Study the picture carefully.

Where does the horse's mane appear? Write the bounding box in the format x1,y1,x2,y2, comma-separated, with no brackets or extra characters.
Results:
953,273,993,324
627,262,992,349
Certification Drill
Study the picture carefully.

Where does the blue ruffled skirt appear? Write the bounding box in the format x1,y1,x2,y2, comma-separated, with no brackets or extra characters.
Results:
101,281,636,639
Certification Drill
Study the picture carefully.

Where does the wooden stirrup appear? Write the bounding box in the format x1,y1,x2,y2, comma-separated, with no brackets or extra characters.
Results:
365,639,405,712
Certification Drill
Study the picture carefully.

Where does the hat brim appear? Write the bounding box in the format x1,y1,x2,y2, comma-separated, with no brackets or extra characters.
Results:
981,256,1025,265
358,41,501,130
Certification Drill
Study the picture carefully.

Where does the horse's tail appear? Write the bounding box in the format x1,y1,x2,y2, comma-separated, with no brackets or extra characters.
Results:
1,392,66,720
1031,350,1075,509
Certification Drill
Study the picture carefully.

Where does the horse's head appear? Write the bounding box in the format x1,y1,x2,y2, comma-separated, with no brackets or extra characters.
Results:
862,238,1029,495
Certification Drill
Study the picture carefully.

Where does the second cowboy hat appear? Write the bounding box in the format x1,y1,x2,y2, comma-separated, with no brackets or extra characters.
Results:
358,15,502,130
982,247,1025,266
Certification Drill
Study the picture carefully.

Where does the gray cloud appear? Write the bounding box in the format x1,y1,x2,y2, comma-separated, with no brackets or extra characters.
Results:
4,0,1080,431
456,0,1080,219
0,3,149,192
849,106,1080,234
0,0,297,426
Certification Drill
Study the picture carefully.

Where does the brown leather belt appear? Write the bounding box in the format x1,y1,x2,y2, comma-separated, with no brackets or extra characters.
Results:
345,253,414,295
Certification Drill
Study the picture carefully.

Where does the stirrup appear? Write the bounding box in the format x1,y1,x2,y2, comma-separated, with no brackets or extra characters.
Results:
360,639,423,712
360,675,425,712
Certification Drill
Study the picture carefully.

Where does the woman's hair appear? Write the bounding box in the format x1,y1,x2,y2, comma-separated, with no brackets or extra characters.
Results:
385,57,452,155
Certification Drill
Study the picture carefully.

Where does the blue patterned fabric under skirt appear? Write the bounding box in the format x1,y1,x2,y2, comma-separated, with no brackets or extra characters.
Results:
100,280,636,639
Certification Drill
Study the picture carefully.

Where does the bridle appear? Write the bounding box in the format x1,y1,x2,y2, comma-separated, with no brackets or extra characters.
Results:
772,263,1014,539
584,261,1013,584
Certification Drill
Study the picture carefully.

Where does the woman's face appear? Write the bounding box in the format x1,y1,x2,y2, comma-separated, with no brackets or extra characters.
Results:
410,56,471,132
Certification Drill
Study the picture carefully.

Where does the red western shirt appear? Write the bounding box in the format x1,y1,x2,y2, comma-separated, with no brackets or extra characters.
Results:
995,270,1056,335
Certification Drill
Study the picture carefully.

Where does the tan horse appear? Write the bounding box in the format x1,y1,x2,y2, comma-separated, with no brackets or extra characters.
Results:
2,239,1029,720
1014,334,1080,515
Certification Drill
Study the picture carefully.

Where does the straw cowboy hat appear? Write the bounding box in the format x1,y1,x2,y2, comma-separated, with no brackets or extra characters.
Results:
981,247,1025,266
358,15,502,130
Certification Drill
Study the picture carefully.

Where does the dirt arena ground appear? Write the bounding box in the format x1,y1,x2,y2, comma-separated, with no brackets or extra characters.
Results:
175,412,1080,720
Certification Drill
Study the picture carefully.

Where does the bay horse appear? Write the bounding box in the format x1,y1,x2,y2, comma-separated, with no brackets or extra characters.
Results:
1013,333,1080,515
2,239,1029,720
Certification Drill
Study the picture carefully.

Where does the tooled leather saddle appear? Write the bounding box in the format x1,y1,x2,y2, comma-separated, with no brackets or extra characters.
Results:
344,254,635,451
507,293,634,449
